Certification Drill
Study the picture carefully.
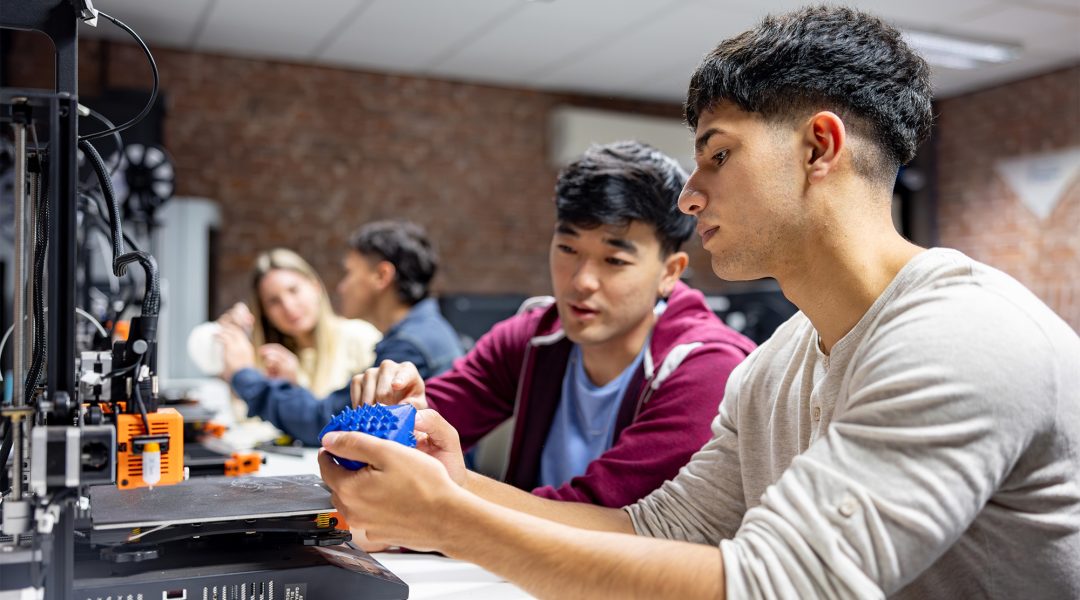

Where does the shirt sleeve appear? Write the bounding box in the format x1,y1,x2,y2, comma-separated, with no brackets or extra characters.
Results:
534,343,749,508
626,355,752,542
341,319,382,378
231,367,350,446
718,289,1059,598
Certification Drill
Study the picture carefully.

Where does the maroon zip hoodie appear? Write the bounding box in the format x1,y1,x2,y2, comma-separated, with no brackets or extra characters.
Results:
425,281,756,507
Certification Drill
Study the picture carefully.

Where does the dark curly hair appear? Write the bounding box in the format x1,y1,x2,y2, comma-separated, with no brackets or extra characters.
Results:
685,5,934,185
554,140,694,256
348,220,437,306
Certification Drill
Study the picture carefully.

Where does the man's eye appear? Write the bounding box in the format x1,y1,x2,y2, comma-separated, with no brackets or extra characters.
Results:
712,149,729,166
557,244,577,254
606,258,630,266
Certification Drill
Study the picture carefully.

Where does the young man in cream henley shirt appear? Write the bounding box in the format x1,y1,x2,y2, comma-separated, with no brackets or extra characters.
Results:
317,6,1080,599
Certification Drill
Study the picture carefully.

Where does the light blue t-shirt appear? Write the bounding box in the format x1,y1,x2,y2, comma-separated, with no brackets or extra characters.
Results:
538,342,647,489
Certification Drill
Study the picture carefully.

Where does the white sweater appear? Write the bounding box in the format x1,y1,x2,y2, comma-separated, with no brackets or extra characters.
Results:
627,248,1080,599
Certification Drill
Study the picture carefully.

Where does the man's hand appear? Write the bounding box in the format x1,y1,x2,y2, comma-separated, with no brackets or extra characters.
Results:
331,409,467,552
320,426,710,600
413,409,467,487
319,431,467,552
218,324,256,381
351,360,429,410
259,343,300,383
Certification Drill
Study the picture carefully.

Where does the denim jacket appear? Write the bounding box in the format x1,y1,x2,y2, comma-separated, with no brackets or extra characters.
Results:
232,298,464,445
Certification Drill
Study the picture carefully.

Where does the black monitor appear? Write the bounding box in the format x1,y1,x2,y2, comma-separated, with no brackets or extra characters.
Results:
705,289,798,345
438,294,529,350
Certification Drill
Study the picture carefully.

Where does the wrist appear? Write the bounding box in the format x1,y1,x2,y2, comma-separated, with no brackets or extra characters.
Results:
434,486,486,558
229,366,260,389
462,470,478,493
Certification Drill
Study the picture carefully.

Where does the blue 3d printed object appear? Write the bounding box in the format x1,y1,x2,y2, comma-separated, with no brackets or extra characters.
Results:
319,404,417,470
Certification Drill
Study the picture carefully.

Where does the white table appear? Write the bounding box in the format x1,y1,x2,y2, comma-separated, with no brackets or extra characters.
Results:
253,440,534,598
376,553,534,600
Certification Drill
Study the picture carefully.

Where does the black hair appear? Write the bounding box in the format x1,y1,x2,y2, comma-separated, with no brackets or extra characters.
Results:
554,140,694,255
348,220,437,306
685,5,933,185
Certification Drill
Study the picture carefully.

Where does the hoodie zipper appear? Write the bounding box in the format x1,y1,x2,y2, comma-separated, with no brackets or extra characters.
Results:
500,341,536,482
632,376,658,421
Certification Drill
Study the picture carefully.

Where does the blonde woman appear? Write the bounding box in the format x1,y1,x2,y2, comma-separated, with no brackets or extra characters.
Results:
216,248,380,398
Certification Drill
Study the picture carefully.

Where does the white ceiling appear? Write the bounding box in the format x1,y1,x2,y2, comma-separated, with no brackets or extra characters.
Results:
80,0,1080,103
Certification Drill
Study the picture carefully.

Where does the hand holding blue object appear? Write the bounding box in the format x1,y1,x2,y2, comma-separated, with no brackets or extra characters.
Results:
319,404,417,470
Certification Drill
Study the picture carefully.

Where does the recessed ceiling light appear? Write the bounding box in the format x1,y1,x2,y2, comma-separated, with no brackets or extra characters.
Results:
902,29,1020,70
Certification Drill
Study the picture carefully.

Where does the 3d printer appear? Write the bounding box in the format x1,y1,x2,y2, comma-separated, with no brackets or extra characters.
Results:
0,3,407,598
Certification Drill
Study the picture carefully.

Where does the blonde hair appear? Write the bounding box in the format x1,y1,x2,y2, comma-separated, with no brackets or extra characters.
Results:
249,248,339,394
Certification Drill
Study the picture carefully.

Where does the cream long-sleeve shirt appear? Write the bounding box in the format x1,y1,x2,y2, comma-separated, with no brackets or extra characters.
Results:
296,317,381,397
627,248,1080,599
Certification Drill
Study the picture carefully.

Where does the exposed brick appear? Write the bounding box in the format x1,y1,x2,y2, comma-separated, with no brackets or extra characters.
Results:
7,33,1077,332
6,34,694,314
937,65,1080,332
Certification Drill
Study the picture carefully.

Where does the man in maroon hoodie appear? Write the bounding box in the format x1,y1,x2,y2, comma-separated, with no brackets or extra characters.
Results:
352,140,755,508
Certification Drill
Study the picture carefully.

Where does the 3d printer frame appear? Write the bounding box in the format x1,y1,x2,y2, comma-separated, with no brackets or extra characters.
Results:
0,2,82,598
2,5,408,600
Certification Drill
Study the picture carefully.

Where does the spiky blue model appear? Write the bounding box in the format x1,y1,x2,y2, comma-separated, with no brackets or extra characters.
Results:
319,404,417,470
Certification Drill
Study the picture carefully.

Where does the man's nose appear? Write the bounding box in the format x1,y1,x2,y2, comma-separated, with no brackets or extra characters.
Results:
678,172,706,215
571,262,600,294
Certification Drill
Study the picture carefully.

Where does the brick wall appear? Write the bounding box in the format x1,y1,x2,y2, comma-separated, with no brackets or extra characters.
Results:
8,34,1078,329
7,34,711,316
936,65,1080,331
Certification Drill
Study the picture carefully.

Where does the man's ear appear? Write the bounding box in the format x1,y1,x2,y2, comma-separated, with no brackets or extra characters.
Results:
373,260,397,293
659,251,689,297
804,111,847,184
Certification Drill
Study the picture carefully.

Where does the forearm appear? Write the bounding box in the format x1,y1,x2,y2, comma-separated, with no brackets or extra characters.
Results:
443,493,724,600
232,369,345,445
464,470,634,533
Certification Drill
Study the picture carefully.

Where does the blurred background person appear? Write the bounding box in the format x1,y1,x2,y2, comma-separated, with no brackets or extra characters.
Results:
222,221,465,445
215,248,381,397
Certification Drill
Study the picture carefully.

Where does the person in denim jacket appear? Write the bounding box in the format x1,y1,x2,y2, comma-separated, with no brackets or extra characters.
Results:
222,220,463,445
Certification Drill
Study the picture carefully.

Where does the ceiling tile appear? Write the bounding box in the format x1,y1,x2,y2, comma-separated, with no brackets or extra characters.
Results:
1019,0,1080,15
932,52,1078,97
68,0,1080,108
194,0,363,60
623,69,695,104
434,0,681,84
77,0,213,49
535,2,760,97
686,0,1000,31
1024,23,1080,53
845,0,999,27
950,4,1080,41
317,0,522,74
